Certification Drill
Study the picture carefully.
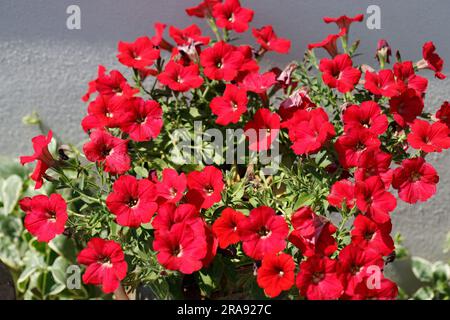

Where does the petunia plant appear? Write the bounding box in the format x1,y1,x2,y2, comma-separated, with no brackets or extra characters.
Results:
18,0,449,300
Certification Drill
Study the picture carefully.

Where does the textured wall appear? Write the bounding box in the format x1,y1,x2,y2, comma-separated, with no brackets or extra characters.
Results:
0,0,449,262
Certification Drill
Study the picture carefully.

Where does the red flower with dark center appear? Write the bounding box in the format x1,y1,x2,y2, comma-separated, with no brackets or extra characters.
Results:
327,179,356,210
336,244,384,296
240,71,277,94
117,98,163,142
288,207,338,258
389,88,424,127
364,69,400,97
296,255,343,300
283,108,336,155
212,208,246,249
436,101,450,129
152,203,200,232
77,238,128,294
323,14,364,35
343,101,388,135
351,215,394,257
212,0,254,33
186,166,224,209
237,206,289,260
319,54,361,93
185,0,220,18
252,25,291,54
83,130,131,175
392,157,439,204
19,194,68,242
20,130,56,189
393,61,428,94
153,168,187,205
82,95,120,132
106,175,157,227
153,222,207,274
351,276,398,300
334,127,381,168
407,119,450,153
157,61,204,92
355,176,397,224
200,41,244,81
210,84,247,125
355,149,393,188
421,41,446,80
257,253,295,298
307,29,346,57
117,36,160,70
169,24,210,46
244,108,280,151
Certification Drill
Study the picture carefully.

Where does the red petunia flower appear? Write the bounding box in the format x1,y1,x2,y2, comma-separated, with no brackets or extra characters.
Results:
407,119,450,153
151,22,173,51
186,166,224,209
212,208,246,249
436,101,450,129
20,130,56,189
83,130,131,175
296,255,343,300
169,24,210,46
19,194,68,242
336,244,384,296
327,179,356,210
252,25,291,54
343,101,388,135
364,69,400,97
288,207,338,258
351,276,398,300
117,98,163,142
351,215,394,257
389,88,424,127
202,224,219,268
152,203,200,232
235,45,260,82
421,41,446,80
354,148,393,188
278,89,316,121
81,95,120,132
319,54,361,93
210,84,247,125
212,0,254,33
117,36,160,70
334,127,381,169
257,253,295,298
323,14,364,35
307,29,346,57
106,175,157,227
393,61,428,95
392,157,439,204
77,238,128,294
157,61,204,92
355,176,397,224
152,168,187,205
200,41,244,81
186,0,220,18
237,206,289,260
153,222,207,274
244,108,280,151
283,108,336,155
240,71,277,94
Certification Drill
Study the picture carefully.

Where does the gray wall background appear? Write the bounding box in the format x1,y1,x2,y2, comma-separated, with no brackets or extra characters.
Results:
0,0,449,261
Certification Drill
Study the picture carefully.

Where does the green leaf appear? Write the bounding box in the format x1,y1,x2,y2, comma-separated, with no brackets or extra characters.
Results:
17,265,37,293
48,236,77,263
134,166,149,178
413,287,434,300
1,175,23,215
432,261,450,282
412,257,433,282
50,256,70,285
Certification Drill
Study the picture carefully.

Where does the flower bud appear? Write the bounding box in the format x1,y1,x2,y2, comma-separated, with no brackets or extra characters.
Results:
375,39,392,67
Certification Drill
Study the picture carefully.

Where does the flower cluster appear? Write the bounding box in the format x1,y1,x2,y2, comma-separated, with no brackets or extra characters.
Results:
18,0,448,300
